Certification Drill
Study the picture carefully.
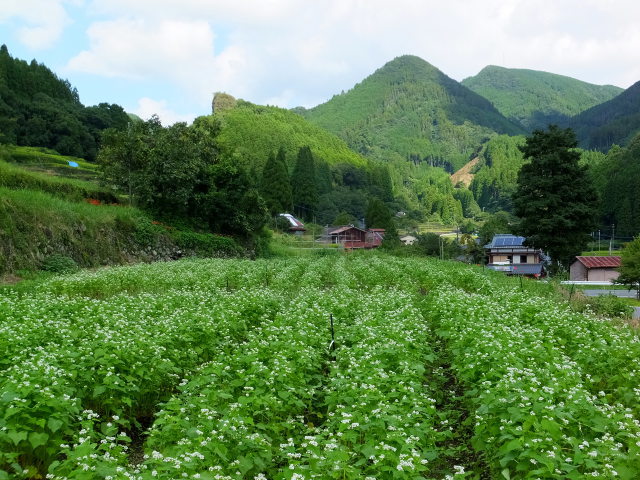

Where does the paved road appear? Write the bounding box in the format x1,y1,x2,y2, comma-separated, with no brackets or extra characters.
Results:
582,289,640,319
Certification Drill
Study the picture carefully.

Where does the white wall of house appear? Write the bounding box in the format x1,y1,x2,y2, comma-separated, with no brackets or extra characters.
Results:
490,253,538,264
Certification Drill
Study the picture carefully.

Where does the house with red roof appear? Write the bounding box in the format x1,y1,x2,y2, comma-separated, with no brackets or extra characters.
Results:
570,256,621,282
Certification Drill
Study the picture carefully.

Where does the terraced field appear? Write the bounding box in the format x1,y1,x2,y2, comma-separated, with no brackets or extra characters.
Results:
1,255,639,479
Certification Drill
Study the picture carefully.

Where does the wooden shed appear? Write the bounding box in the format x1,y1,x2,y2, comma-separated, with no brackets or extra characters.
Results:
328,226,367,244
570,256,621,282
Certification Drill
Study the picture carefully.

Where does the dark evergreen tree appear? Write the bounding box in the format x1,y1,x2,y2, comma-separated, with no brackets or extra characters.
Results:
291,146,318,219
365,197,398,240
513,125,598,270
260,147,292,214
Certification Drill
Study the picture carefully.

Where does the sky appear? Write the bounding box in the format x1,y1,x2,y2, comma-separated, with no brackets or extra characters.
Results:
2,0,640,125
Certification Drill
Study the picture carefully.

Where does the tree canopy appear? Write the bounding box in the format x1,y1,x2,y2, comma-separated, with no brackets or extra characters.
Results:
291,146,318,220
261,147,292,215
513,125,598,270
0,45,129,160
616,236,640,299
98,116,268,239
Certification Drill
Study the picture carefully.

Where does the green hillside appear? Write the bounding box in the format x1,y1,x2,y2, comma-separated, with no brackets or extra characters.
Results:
462,65,623,131
301,55,523,173
214,99,368,172
0,45,129,160
569,80,640,151
468,135,526,212
591,132,640,236
212,97,483,225
0,146,242,276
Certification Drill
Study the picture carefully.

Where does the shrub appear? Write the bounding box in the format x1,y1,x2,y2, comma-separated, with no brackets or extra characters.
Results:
41,254,78,274
588,294,633,319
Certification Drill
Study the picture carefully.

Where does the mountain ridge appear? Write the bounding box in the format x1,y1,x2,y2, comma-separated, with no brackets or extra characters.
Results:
568,80,640,151
300,55,524,173
461,65,623,131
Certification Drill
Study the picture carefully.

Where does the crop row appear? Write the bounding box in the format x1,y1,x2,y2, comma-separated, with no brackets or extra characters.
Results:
3,254,640,480
429,286,640,479
0,287,285,477
47,286,458,479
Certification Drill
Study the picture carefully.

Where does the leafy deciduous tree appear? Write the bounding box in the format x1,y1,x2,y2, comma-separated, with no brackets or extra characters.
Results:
616,236,640,299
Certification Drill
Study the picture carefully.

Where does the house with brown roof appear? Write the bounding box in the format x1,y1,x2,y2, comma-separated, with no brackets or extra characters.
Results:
326,225,385,249
570,256,621,282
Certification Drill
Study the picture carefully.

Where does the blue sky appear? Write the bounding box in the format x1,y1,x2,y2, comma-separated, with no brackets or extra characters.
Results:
2,0,639,125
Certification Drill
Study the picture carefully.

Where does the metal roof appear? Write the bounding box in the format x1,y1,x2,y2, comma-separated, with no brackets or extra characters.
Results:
575,256,621,269
329,225,366,235
279,213,305,228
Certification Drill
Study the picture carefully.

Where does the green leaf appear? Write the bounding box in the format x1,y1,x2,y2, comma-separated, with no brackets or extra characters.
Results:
501,469,511,480
238,456,253,475
47,418,64,433
7,430,27,446
29,432,49,449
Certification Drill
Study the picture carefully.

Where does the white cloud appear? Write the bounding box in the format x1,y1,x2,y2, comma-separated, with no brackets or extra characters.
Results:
0,0,79,49
132,97,195,126
67,18,253,106
58,0,640,121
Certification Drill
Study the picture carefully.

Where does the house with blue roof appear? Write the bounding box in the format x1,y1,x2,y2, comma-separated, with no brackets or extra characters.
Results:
485,234,545,277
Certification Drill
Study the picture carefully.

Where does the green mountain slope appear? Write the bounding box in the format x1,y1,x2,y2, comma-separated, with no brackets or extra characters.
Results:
462,65,623,131
300,55,523,173
591,132,640,236
213,99,368,171
468,135,526,213
569,80,640,151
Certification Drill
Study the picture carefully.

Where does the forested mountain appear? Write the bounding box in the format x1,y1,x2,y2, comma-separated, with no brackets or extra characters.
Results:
591,132,640,236
462,66,623,131
213,97,367,171
299,55,524,174
214,95,476,225
0,44,129,160
468,135,526,213
569,80,640,152
208,97,394,224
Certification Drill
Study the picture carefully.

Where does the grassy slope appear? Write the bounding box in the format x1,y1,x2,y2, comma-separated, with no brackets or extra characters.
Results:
0,147,242,275
462,66,623,131
213,101,368,172
302,55,523,172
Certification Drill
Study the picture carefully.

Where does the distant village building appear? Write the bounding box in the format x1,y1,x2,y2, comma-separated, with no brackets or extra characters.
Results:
485,234,545,277
570,256,621,282
324,225,385,249
400,235,417,246
278,213,306,234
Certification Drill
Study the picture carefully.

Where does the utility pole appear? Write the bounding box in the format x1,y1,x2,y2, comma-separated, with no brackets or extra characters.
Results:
598,230,601,252
609,224,615,255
